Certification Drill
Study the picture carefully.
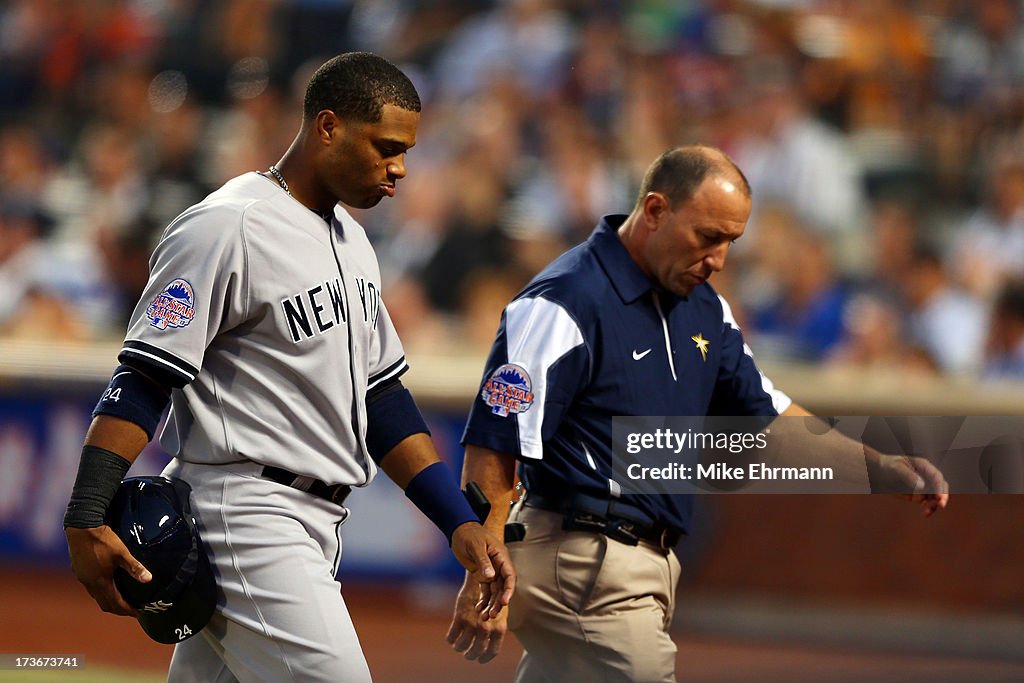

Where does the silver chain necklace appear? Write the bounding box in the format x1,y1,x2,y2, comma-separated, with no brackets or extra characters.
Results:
267,165,291,196
268,165,332,223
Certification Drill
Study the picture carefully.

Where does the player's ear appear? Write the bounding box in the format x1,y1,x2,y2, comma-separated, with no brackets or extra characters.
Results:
314,110,342,144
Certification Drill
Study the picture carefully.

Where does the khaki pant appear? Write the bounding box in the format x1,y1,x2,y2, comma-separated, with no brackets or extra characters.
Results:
507,502,681,683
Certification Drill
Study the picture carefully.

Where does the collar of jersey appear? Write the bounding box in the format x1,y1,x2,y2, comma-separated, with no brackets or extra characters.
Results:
590,215,658,305
256,171,336,226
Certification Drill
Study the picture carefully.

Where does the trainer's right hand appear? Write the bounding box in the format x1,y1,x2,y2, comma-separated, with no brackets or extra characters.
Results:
446,573,508,663
66,525,151,616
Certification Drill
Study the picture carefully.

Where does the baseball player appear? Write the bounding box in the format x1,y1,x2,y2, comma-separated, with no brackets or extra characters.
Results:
445,146,948,682
64,52,514,682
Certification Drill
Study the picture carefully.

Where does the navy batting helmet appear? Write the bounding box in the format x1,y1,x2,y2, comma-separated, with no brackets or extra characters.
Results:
106,476,216,644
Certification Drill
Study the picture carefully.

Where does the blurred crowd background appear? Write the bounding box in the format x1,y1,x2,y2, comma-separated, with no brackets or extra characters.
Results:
2,0,1024,382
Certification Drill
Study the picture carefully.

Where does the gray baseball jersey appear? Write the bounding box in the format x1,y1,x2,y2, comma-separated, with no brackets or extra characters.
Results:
120,172,407,486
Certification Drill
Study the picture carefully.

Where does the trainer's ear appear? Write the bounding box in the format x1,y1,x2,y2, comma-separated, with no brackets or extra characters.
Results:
641,192,671,230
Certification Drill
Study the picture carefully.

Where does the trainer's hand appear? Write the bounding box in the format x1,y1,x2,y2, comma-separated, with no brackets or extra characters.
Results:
446,574,509,663
450,522,515,619
66,525,151,616
868,453,950,517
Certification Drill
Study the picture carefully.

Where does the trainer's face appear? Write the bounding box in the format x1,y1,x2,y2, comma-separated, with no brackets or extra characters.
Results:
644,175,750,297
320,103,419,209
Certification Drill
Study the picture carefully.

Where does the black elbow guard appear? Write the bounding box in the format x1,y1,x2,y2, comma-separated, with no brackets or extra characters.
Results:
93,364,172,440
365,381,430,464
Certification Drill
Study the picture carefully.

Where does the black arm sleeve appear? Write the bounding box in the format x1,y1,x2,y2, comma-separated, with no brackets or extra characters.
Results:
365,379,430,464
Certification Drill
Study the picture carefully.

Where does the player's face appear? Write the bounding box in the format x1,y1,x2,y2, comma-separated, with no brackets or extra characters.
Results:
645,175,750,297
323,104,419,209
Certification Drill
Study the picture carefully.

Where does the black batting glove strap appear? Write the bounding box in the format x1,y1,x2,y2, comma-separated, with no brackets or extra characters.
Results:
63,445,132,529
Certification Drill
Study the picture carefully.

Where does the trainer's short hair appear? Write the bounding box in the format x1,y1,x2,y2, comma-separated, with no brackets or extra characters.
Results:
303,52,421,123
637,145,751,208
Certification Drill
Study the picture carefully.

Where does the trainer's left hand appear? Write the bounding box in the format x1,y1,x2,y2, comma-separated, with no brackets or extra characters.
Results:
450,522,515,619
871,453,950,517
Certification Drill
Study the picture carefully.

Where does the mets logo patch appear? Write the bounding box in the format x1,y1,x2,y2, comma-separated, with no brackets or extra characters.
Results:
481,364,535,417
147,278,196,330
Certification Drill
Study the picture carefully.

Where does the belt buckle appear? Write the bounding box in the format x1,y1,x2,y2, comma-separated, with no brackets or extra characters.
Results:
565,512,605,534
659,528,670,551
603,519,639,546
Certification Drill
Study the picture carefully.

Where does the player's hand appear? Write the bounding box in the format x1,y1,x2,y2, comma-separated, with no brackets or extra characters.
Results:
868,453,950,517
445,573,509,663
65,525,151,616
450,522,515,619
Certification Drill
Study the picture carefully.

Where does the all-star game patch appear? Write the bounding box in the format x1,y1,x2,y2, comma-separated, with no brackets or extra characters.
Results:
481,363,535,417
147,278,196,330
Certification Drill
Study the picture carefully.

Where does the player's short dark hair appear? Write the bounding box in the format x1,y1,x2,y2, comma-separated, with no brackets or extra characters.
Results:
303,52,421,123
637,145,751,208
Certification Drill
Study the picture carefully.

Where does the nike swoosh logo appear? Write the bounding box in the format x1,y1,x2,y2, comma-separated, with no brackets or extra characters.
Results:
632,349,652,360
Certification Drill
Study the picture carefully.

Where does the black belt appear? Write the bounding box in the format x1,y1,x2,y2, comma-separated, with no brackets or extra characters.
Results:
262,466,352,506
523,491,682,550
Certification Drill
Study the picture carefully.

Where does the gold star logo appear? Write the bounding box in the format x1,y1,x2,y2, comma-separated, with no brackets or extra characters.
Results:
691,333,710,362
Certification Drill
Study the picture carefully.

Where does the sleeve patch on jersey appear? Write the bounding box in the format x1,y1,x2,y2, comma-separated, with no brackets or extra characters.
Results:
481,363,535,417
146,278,196,330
